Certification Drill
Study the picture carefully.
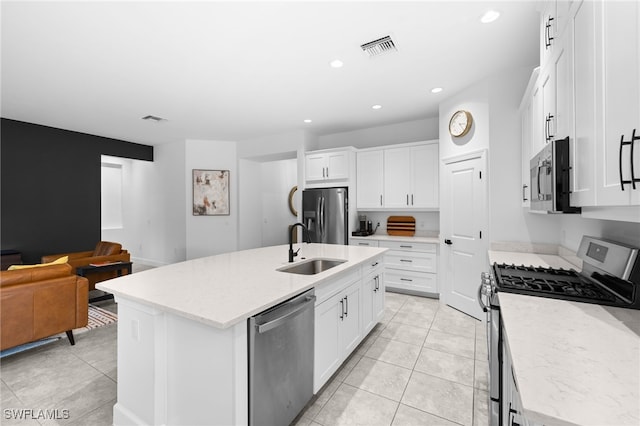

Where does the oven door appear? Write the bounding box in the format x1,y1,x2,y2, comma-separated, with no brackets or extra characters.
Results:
479,275,501,426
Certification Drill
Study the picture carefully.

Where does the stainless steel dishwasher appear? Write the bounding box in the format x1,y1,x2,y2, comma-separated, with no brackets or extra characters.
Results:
248,288,315,426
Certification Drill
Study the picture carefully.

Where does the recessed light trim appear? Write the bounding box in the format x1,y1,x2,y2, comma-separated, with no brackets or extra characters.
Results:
304,119,312,123
431,87,443,94
480,10,500,24
372,105,382,110
330,59,344,68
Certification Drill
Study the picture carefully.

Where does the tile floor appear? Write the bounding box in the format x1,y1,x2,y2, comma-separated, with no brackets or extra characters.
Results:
1,282,489,426
295,292,489,426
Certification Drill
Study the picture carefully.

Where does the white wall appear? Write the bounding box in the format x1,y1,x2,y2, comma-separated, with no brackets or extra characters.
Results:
318,118,439,150
439,66,563,245
185,139,238,260
355,211,440,236
260,158,298,246
101,140,187,266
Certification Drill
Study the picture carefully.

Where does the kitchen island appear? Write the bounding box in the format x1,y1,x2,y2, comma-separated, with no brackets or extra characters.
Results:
489,250,640,425
97,243,386,426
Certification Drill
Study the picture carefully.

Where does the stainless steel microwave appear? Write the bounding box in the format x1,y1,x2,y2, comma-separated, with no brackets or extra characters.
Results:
530,137,581,213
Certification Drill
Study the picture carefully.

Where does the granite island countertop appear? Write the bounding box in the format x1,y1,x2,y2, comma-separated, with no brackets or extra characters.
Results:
488,249,640,425
97,243,386,330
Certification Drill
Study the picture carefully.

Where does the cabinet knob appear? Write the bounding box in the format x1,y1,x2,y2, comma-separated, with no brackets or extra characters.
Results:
444,239,453,245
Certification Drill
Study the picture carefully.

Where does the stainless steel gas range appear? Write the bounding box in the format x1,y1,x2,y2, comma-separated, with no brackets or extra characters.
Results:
478,236,640,426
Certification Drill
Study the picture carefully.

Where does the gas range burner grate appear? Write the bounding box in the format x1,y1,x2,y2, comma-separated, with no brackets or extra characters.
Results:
492,263,623,305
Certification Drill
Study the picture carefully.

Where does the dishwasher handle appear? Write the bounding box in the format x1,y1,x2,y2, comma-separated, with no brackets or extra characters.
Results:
256,294,316,334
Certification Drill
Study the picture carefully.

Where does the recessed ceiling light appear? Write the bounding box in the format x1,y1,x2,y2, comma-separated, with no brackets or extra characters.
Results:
480,10,500,24
304,119,312,123
372,105,382,110
431,87,443,94
330,59,344,68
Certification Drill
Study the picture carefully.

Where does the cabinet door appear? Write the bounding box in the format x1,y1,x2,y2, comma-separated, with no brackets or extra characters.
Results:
521,98,533,207
540,1,557,68
356,150,384,209
373,273,385,323
411,144,439,208
326,151,349,180
531,84,544,156
541,67,557,146
341,283,362,355
306,154,327,182
595,0,640,206
314,294,342,392
361,272,376,334
570,0,597,206
384,147,411,208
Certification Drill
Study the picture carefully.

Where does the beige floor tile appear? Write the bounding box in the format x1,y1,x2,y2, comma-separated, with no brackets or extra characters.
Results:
66,400,115,426
424,329,475,359
343,357,411,402
475,336,489,361
401,371,473,426
379,321,429,346
300,378,341,420
402,296,440,314
335,353,363,382
392,403,459,426
430,313,476,338
414,348,475,387
364,337,421,369
314,383,398,426
389,310,435,329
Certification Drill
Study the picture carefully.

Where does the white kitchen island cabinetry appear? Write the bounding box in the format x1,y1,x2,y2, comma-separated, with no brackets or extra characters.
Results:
96,244,386,426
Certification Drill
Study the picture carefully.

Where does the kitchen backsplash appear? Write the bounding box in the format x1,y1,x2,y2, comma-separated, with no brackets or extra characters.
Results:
357,211,439,235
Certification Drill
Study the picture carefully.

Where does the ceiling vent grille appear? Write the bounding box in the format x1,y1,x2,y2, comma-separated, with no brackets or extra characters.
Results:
141,115,167,123
361,35,397,57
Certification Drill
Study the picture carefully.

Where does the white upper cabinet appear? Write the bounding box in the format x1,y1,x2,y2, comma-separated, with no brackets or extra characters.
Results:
356,150,384,209
519,68,539,208
594,0,640,206
305,148,354,186
570,0,597,206
356,142,439,210
410,144,439,209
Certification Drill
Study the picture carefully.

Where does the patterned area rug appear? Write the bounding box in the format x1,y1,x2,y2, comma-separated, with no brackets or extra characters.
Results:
76,304,118,334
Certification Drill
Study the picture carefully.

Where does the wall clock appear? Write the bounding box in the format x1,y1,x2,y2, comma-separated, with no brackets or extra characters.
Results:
449,110,473,137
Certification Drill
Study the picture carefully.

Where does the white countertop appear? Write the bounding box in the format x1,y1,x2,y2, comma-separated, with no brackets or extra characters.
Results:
488,250,579,271
489,249,639,425
499,293,640,426
350,234,440,244
96,244,386,329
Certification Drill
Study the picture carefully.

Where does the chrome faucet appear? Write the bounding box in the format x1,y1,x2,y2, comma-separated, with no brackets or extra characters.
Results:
289,223,311,262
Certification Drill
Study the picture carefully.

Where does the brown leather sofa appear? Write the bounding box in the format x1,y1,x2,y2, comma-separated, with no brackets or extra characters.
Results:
0,263,89,351
42,241,131,291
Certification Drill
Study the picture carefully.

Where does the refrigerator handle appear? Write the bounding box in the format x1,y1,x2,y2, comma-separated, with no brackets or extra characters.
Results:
320,196,325,238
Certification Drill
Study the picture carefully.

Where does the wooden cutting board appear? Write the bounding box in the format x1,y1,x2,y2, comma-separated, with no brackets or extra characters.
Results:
386,216,416,236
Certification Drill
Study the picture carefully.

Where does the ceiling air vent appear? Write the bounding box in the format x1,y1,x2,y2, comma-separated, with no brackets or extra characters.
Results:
360,35,397,57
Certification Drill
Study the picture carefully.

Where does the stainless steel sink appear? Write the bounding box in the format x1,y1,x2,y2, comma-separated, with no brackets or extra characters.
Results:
278,258,347,275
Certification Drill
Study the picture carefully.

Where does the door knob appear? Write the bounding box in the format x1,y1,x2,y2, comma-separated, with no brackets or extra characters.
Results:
444,239,453,245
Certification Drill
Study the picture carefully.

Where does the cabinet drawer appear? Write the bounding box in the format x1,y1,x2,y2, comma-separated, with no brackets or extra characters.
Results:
361,255,384,276
385,251,436,273
314,268,360,305
349,239,379,247
379,240,436,253
385,270,437,293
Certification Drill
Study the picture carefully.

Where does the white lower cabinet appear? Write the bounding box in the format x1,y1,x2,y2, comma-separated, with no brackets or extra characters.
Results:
380,241,438,295
349,238,379,248
313,256,384,393
362,262,385,334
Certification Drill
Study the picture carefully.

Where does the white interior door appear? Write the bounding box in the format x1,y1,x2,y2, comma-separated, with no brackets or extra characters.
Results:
441,151,488,320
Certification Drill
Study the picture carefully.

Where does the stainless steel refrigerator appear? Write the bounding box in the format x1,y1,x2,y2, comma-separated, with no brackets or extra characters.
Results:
302,187,348,245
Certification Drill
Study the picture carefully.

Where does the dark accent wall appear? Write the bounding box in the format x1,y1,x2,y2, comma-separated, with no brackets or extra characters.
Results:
1,118,154,263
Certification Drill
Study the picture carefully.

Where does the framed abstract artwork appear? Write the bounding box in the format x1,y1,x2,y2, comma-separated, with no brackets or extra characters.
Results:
192,169,230,216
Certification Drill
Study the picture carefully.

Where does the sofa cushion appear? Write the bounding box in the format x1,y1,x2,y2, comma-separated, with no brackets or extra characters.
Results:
1,263,72,287
93,241,122,257
7,256,69,271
